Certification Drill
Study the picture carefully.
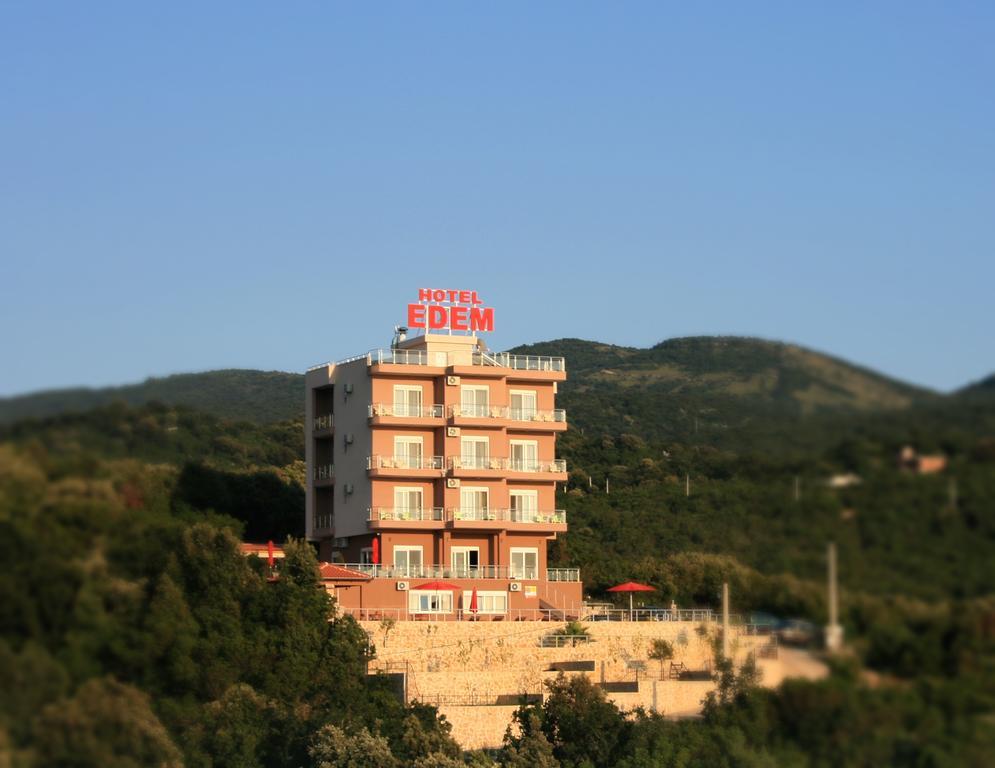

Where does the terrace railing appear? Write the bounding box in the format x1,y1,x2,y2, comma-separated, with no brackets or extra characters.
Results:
368,403,445,418
367,455,445,471
471,352,565,372
367,507,445,522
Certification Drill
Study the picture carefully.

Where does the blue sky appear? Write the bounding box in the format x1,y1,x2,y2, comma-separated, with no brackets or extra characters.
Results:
2,2,993,397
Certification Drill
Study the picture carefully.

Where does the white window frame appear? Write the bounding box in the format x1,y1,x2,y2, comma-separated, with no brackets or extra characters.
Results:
393,487,424,520
460,436,490,469
510,547,539,580
509,439,539,472
360,547,373,565
393,545,423,577
393,436,424,468
459,486,490,521
462,590,508,615
460,385,490,417
510,490,539,522
509,389,538,421
409,590,453,614
392,385,423,417
450,546,480,576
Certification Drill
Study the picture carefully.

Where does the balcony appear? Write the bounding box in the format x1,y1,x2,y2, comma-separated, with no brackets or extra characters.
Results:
367,507,445,529
447,456,567,480
471,352,565,372
447,507,567,531
448,404,567,431
313,414,334,435
337,564,581,582
314,464,335,486
366,455,445,478
368,403,445,426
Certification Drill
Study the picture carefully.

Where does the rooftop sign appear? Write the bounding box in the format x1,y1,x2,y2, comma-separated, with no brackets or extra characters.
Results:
407,288,495,333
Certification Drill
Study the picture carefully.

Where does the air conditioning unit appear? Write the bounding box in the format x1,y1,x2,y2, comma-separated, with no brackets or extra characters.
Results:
343,483,354,495
447,427,460,437
446,478,461,488
508,582,522,592
344,383,354,394
446,375,460,386
396,581,409,591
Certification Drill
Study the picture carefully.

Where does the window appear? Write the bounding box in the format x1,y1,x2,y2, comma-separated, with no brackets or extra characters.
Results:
462,590,507,614
392,385,423,417
509,440,538,472
510,490,538,522
460,385,489,417
360,547,373,565
393,487,423,520
394,436,424,469
510,548,539,579
393,546,423,577
451,547,480,577
460,436,489,469
509,390,537,421
459,487,489,520
409,591,453,614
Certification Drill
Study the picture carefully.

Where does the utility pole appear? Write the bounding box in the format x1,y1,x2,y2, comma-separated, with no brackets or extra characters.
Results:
721,582,730,659
825,542,843,652
685,473,690,497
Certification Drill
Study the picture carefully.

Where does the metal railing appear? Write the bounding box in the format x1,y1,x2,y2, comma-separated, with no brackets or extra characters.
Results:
447,508,566,524
313,414,334,430
508,408,566,423
342,606,585,622
582,608,716,622
448,405,567,424
447,457,567,473
367,455,445,471
367,348,429,366
368,403,445,419
338,564,581,582
314,464,335,481
368,507,445,522
472,352,565,372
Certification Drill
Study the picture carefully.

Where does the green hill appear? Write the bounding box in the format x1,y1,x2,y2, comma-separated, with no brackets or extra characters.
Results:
0,369,304,425
511,336,935,452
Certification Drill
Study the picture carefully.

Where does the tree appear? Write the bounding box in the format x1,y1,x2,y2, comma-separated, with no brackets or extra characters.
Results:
32,677,183,768
648,639,674,680
308,724,397,768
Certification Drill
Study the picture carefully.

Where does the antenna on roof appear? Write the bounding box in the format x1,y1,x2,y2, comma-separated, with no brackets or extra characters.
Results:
391,325,408,349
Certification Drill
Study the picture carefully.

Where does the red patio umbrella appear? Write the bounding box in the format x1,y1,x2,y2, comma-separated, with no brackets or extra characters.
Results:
607,581,656,619
371,537,380,565
468,587,479,620
267,540,275,569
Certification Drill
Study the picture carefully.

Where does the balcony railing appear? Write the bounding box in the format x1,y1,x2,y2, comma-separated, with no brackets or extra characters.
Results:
448,508,566,524
367,455,445,471
313,414,334,430
369,403,445,419
368,507,445,522
448,405,567,424
508,408,566,424
338,564,581,582
447,457,567,473
472,352,565,372
314,464,335,481
367,349,429,366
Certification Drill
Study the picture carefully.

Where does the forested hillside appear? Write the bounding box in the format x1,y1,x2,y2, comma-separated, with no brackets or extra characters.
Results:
0,369,303,425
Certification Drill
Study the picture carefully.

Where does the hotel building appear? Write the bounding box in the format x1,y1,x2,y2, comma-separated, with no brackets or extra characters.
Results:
304,320,582,618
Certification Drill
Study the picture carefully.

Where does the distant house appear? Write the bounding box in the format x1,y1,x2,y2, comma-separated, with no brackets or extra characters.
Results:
898,446,947,475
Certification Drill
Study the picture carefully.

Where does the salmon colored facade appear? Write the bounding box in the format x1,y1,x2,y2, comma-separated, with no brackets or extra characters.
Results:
304,330,582,619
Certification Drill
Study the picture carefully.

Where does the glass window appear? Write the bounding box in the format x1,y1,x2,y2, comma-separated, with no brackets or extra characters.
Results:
509,440,538,472
393,488,423,520
393,385,423,417
509,390,537,421
510,490,538,522
510,548,539,579
394,437,424,469
460,436,489,468
409,591,453,613
393,546,423,577
460,385,489,417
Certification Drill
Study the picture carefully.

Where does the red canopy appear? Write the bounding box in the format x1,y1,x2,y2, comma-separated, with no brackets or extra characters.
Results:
412,580,462,591
371,537,380,565
607,581,656,619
